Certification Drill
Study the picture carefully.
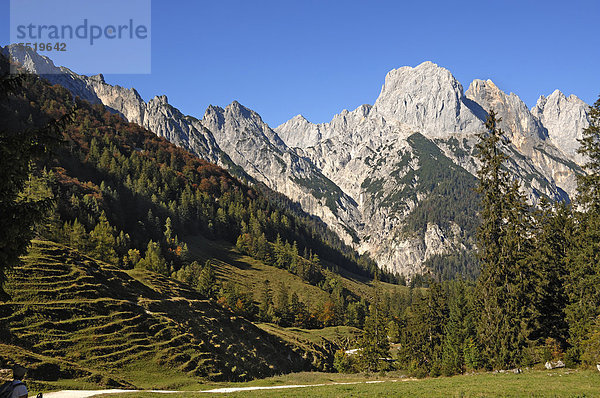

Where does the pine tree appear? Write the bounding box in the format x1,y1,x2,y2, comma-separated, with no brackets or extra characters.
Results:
258,279,274,322
125,248,141,268
138,240,168,275
256,233,272,264
164,217,174,244
275,282,291,326
179,242,192,264
289,291,309,327
274,234,287,269
70,218,88,251
347,299,367,329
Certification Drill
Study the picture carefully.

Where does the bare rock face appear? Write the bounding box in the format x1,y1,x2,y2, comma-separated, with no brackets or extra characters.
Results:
276,114,323,149
201,101,362,245
532,90,590,165
466,79,548,147
465,79,583,199
372,62,484,138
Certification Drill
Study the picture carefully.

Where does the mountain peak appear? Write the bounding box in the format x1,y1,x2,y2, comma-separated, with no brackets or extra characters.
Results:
90,73,105,83
466,79,503,99
413,60,441,70
381,61,455,87
291,114,310,123
372,62,481,137
532,90,589,164
151,95,168,105
549,89,566,99
466,77,549,145
224,100,264,123
226,100,248,113
3,44,63,75
206,104,224,112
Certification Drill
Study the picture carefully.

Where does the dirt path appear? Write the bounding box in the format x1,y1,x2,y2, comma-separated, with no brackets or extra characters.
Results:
42,380,399,397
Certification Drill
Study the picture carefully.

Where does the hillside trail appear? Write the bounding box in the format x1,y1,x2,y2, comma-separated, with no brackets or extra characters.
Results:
42,379,403,397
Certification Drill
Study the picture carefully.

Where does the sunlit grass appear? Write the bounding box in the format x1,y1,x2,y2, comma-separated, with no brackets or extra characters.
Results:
92,368,600,398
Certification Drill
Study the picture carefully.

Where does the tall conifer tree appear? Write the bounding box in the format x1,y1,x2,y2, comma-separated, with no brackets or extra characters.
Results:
566,96,600,363
475,111,534,368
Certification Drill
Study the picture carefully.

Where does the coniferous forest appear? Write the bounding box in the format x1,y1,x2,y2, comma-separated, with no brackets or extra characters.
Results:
1,49,600,382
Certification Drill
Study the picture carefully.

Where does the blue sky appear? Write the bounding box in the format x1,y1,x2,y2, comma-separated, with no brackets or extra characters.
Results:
2,0,599,127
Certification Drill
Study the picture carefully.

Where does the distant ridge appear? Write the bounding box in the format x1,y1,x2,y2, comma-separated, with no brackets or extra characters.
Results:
4,45,590,277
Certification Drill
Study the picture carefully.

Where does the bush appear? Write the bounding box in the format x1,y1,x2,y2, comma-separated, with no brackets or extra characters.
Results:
333,350,357,373
581,316,600,367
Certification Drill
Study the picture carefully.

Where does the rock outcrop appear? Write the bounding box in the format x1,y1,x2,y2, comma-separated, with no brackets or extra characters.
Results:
201,101,362,244
532,90,590,165
372,62,483,138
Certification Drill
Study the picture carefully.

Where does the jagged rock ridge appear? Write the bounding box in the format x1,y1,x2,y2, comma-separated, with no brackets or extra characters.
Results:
277,62,588,275
5,47,590,277
532,90,590,165
3,44,361,245
2,45,224,166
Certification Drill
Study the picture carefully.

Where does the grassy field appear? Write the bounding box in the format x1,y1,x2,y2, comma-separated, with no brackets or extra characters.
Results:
257,324,362,347
184,234,407,309
2,238,405,392
11,240,595,398
82,368,600,397
0,240,321,391
185,235,332,308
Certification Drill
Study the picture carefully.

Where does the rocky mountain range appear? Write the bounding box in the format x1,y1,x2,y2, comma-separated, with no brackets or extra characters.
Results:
3,45,590,277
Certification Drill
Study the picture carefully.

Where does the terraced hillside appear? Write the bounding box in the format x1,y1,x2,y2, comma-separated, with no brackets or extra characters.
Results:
0,240,319,390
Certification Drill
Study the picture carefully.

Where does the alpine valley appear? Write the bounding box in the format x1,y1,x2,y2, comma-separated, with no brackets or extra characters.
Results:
3,45,590,278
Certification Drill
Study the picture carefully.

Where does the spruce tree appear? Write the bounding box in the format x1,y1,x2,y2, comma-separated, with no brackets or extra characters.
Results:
566,95,600,363
529,199,571,345
475,111,510,368
474,111,534,369
358,298,390,372
90,212,118,264
441,281,474,375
